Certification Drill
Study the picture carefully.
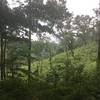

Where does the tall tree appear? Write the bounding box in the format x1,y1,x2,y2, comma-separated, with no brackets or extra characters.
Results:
94,7,100,72
0,0,28,80
0,0,11,79
14,0,52,81
73,15,94,45
43,0,73,68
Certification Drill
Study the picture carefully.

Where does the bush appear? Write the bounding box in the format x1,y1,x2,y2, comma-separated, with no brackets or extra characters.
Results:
0,79,32,100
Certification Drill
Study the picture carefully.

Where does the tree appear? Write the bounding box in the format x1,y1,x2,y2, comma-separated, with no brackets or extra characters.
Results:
0,0,17,80
94,7,100,73
0,0,29,80
13,0,71,81
13,0,54,81
73,15,94,45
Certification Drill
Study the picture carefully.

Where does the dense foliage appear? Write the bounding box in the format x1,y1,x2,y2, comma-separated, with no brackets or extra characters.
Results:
0,0,100,100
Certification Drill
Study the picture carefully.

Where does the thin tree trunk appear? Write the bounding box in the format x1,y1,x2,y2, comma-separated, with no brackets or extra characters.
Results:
97,22,100,74
40,58,43,75
28,31,31,82
97,33,100,72
27,0,32,83
0,37,7,80
49,48,52,69
1,37,4,80
11,63,14,79
3,39,6,79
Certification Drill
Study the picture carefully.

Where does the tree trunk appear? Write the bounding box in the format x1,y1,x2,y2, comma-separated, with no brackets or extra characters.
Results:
28,31,31,82
11,63,14,79
27,0,32,83
97,33,100,71
1,37,4,80
3,39,6,79
0,38,6,80
49,48,52,69
97,22,100,74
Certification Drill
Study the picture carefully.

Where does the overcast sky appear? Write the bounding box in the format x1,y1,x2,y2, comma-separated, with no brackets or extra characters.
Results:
8,0,99,16
67,0,99,16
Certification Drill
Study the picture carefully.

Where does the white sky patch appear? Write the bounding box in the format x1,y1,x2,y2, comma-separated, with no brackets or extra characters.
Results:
67,0,99,16
7,0,19,8
7,0,47,8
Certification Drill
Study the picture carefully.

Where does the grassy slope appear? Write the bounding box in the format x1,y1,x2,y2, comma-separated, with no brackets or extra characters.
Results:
31,42,97,77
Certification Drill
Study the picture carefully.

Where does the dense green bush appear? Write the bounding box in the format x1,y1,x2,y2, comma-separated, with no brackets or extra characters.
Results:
0,79,32,100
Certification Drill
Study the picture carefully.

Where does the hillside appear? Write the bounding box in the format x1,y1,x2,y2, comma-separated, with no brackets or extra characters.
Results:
31,42,97,77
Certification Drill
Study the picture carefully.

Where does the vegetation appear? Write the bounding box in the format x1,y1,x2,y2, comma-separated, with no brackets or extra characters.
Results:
32,42,97,77
0,0,100,100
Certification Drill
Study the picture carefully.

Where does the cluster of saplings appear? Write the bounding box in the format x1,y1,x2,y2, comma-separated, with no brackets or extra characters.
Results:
0,0,100,100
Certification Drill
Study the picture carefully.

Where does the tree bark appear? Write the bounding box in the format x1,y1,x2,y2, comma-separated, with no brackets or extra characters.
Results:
97,33,100,71
3,39,6,79
97,22,100,73
28,31,31,82
1,37,4,80
11,63,14,79
49,48,52,69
